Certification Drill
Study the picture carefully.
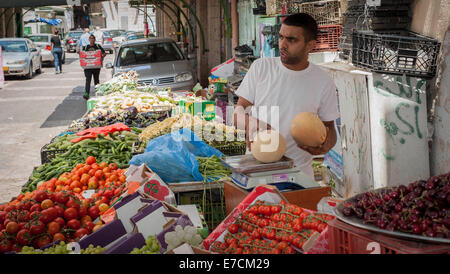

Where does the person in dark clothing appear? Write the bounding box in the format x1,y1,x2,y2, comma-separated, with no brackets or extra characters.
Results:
82,34,106,100
51,30,63,74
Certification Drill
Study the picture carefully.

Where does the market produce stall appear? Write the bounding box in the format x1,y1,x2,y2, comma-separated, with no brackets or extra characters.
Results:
1,66,448,256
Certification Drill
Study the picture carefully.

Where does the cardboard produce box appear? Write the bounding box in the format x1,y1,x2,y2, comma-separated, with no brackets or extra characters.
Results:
103,232,146,254
80,50,102,69
202,185,331,254
78,219,127,249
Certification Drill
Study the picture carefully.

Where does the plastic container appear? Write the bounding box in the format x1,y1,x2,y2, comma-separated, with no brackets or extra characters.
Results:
178,188,226,233
352,30,441,79
40,143,69,164
328,218,450,254
312,25,343,53
294,0,342,26
179,100,216,121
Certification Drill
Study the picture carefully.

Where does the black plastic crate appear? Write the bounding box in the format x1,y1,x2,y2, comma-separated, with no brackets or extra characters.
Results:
352,30,441,79
40,137,70,165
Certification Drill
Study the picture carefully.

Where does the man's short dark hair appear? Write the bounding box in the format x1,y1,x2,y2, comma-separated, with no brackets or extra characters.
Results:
282,13,318,42
89,34,96,39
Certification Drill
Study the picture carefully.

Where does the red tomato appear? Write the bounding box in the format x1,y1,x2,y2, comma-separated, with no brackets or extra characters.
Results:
33,190,48,203
4,204,16,212
78,206,87,218
53,233,66,242
86,156,96,165
55,191,70,204
64,208,78,221
228,223,239,234
271,206,281,214
54,217,65,227
37,234,52,248
47,221,61,235
88,169,96,177
67,219,81,230
87,206,100,220
94,170,103,179
29,220,45,235
5,221,19,234
108,163,118,170
0,238,12,253
74,228,89,239
54,205,65,218
251,230,261,239
84,221,95,232
65,198,80,210
16,229,32,246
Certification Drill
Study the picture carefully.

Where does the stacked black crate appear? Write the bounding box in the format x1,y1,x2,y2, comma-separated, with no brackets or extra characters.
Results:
339,0,413,60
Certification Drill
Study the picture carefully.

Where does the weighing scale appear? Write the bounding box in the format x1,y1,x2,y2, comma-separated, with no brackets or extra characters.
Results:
221,155,320,191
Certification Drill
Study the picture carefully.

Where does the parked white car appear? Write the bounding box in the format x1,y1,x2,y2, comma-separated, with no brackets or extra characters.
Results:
26,34,66,66
0,38,42,79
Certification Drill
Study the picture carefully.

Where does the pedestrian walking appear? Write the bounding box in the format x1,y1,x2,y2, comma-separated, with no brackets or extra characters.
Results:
81,35,106,100
51,30,63,74
93,26,104,45
78,28,91,51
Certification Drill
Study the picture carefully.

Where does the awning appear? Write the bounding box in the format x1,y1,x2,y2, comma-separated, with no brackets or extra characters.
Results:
24,17,63,25
0,0,107,9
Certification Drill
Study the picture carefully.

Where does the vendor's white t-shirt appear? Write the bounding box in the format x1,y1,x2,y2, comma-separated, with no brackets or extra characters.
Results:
235,57,339,178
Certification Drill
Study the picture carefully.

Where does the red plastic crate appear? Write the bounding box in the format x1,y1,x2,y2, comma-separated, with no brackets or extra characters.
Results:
328,218,450,254
312,25,343,53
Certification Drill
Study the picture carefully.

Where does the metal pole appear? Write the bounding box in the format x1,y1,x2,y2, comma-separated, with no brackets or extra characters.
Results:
144,0,148,38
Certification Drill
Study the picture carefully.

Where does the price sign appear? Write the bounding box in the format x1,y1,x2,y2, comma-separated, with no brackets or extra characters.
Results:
143,179,170,201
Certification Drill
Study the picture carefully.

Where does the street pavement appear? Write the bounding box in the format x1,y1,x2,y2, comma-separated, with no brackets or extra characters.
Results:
0,52,114,203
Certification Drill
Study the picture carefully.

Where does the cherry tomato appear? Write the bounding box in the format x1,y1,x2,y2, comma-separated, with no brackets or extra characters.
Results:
67,219,81,230
47,221,61,235
228,223,239,234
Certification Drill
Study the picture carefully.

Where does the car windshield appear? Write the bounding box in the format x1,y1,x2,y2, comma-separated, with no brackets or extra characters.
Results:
127,33,145,40
68,32,83,38
27,36,49,43
109,30,123,38
121,31,134,37
117,42,184,66
0,41,28,52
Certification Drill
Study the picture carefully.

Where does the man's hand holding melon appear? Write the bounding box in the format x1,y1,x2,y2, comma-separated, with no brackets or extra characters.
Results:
290,112,337,156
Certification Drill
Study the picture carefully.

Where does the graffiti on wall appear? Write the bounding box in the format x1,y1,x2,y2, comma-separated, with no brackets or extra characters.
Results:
374,75,426,161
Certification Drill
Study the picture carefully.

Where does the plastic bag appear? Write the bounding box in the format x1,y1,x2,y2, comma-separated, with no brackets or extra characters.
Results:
129,128,224,183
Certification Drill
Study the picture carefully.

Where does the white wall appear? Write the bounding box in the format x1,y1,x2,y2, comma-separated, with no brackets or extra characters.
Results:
102,0,156,32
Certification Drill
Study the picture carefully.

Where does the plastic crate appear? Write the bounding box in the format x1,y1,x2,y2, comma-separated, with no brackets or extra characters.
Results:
294,0,342,26
312,25,343,53
178,188,226,233
40,135,70,164
352,30,441,79
328,218,450,254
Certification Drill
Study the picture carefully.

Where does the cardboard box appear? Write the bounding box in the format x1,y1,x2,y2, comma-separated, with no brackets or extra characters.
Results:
126,164,176,205
112,192,152,233
78,219,127,249
103,232,146,254
202,185,331,254
80,50,102,69
156,213,194,253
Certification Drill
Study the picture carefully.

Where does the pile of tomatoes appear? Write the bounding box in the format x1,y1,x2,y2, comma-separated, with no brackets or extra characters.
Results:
0,189,104,253
210,200,335,254
0,156,129,253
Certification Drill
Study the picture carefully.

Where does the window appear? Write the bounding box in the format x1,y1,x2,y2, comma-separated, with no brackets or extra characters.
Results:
0,41,28,52
27,35,50,43
117,42,184,66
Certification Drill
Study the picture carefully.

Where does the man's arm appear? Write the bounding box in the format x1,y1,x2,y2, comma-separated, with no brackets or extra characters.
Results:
297,120,337,156
233,97,272,151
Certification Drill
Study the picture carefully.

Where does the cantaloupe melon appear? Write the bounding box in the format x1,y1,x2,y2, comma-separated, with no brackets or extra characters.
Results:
251,130,286,163
290,112,327,147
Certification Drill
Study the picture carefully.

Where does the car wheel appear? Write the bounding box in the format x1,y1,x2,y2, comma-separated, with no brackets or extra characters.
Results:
36,59,42,74
25,63,33,79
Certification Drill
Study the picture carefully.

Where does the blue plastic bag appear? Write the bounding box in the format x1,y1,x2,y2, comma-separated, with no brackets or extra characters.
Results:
129,128,224,183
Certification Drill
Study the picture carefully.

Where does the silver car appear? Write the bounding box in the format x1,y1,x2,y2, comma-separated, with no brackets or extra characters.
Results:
106,38,195,91
0,38,42,79
26,34,66,66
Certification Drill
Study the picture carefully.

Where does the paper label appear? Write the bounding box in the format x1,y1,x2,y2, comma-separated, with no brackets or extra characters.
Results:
101,207,116,224
82,189,96,199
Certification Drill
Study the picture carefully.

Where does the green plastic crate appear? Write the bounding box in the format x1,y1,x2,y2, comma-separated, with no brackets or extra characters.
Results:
178,188,226,233
179,100,216,121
